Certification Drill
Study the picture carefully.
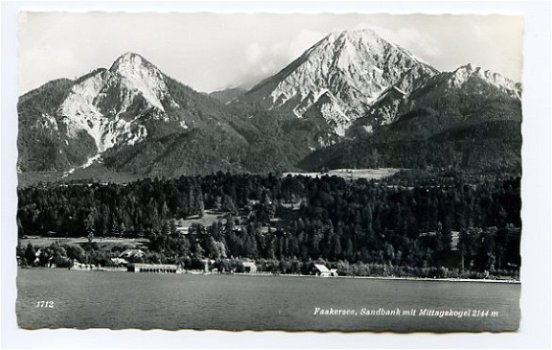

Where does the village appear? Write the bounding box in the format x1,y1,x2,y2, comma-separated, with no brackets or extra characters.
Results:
18,192,499,280
17,172,521,281
19,199,340,278
18,202,474,280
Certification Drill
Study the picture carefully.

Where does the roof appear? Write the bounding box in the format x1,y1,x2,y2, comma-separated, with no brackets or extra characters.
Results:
132,263,180,269
110,258,128,264
119,249,145,258
314,264,330,273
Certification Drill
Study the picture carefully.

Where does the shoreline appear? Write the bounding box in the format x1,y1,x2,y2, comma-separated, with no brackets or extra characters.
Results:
229,272,521,284
19,267,520,284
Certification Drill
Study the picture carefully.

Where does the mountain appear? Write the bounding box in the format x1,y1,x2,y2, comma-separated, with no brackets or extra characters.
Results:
209,87,246,104
361,64,522,139
301,64,522,172
18,32,523,185
17,53,296,182
18,53,183,173
370,64,519,121
237,29,438,140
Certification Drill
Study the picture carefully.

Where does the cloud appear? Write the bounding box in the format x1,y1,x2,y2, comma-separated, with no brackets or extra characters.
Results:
233,24,443,90
285,29,326,60
245,42,263,64
237,29,326,89
355,23,442,60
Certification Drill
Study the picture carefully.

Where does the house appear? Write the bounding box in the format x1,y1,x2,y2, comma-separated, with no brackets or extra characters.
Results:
313,264,337,277
242,261,257,273
175,227,189,235
110,257,128,266
119,249,145,259
127,263,183,274
450,231,460,251
418,231,437,238
33,249,42,264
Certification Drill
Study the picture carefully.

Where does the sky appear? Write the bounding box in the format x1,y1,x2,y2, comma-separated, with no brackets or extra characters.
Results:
18,12,524,95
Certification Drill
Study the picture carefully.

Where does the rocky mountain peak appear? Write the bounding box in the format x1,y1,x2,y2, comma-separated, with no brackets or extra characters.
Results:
242,28,438,139
110,52,154,72
322,28,386,48
107,52,170,110
447,64,521,98
44,52,185,166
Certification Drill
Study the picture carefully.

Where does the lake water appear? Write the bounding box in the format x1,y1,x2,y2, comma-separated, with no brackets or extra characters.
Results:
16,269,520,332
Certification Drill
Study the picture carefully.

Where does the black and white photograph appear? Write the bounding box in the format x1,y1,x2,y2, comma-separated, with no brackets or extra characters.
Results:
1,1,551,347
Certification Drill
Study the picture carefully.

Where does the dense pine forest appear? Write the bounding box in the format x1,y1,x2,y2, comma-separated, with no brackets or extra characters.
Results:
17,171,521,278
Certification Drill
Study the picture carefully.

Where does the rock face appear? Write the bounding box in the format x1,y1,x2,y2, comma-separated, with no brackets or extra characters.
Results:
404,63,522,111
300,63,522,172
17,53,259,177
57,53,183,154
348,63,523,138
240,29,438,136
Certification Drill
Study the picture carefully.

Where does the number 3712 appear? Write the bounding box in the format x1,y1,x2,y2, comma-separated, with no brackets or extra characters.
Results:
35,300,54,308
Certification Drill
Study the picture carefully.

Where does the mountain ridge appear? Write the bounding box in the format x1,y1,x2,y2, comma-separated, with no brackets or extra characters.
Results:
238,29,440,139
17,29,522,184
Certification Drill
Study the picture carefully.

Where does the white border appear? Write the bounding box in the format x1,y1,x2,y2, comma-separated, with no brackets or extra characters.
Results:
2,1,551,348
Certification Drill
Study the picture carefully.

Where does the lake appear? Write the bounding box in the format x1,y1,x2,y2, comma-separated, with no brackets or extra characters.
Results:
16,269,520,332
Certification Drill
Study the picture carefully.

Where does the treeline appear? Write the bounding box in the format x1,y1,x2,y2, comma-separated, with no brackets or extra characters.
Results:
299,137,521,174
18,177,205,237
17,173,521,275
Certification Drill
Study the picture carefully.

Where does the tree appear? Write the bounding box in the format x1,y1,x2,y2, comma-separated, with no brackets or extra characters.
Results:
160,201,170,220
265,236,276,260
206,237,227,259
345,239,354,261
17,217,24,236
84,210,96,240
225,215,235,233
332,236,342,260
243,233,258,258
161,221,170,236
458,229,471,271
15,173,521,278
191,239,204,258
109,214,119,235
169,220,178,236
24,243,36,265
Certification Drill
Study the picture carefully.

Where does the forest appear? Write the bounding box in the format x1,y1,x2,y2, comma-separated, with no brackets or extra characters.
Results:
17,171,521,278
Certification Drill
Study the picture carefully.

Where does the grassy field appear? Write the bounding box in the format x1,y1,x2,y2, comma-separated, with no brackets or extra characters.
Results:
178,210,228,228
19,236,148,249
19,210,228,248
283,168,402,181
